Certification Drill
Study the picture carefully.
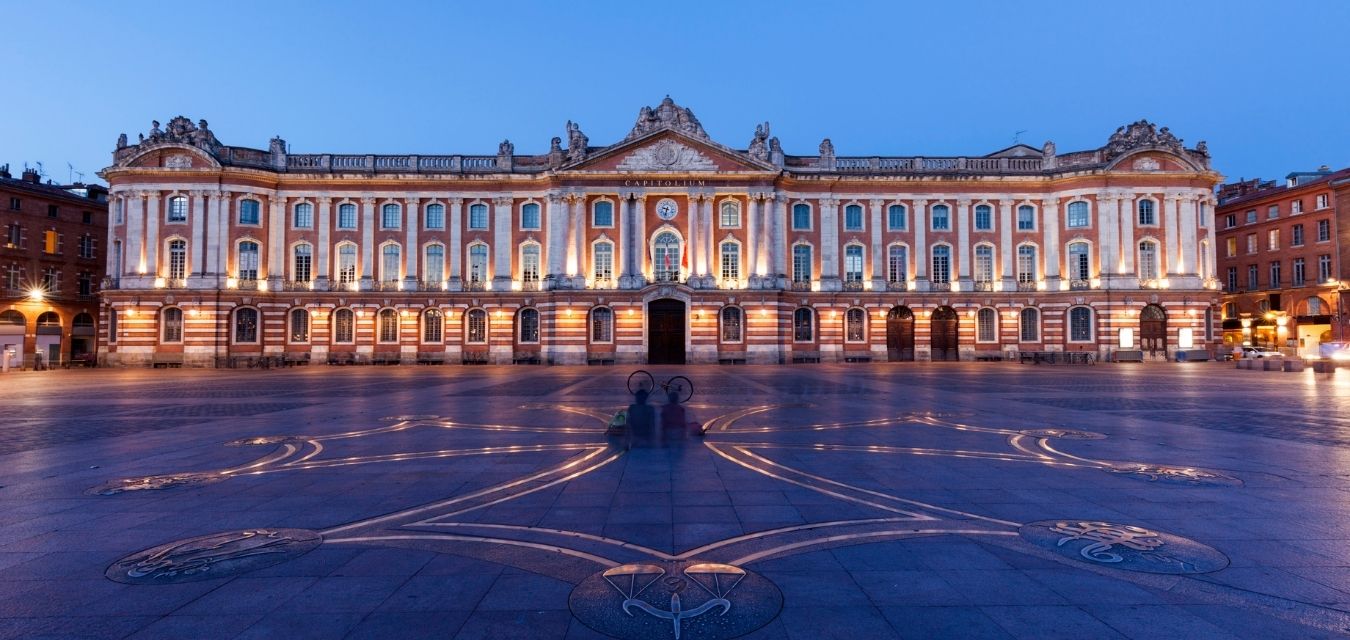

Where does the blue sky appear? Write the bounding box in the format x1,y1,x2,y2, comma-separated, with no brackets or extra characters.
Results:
2,0,1346,186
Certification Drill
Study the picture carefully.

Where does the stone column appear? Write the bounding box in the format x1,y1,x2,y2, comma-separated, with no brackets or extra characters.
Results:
360,196,375,288
493,196,513,287
1118,194,1135,277
127,191,145,276
1179,194,1200,285
544,193,562,283
316,197,331,287
687,192,701,287
869,198,884,289
745,195,760,286
448,198,463,289
1164,193,1181,277
145,191,160,277
771,194,786,287
1043,197,1061,282
1096,193,1117,282
819,196,840,290
190,190,206,280
756,192,771,279
571,193,586,286
998,199,1014,288
913,199,928,286
266,195,283,283
634,195,647,284
206,192,223,280
106,193,120,279
1204,195,1218,283
404,197,420,287
619,194,637,287
956,198,971,285
702,195,715,280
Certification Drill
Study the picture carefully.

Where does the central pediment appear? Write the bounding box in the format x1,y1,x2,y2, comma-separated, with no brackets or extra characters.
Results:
563,130,777,174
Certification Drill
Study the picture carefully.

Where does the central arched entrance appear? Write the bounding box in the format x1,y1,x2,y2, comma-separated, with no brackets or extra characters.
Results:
886,306,915,361
1140,304,1167,357
647,298,686,364
930,306,959,361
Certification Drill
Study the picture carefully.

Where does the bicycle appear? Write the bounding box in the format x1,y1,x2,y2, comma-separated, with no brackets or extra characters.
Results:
626,370,694,403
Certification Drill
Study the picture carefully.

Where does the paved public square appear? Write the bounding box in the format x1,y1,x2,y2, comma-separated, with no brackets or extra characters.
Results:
3,362,1350,639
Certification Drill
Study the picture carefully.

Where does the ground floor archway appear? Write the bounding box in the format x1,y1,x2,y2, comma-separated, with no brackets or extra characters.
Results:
647,298,686,364
930,306,959,361
886,306,915,361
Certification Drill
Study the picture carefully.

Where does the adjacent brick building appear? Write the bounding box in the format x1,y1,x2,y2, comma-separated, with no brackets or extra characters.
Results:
1215,166,1348,356
0,165,108,367
98,101,1222,367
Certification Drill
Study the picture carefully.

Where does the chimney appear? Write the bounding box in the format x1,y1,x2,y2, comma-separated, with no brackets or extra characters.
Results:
0,164,9,179
21,168,40,184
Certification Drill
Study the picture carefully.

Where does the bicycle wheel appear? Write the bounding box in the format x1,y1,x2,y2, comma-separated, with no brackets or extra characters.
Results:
627,369,655,395
666,376,694,403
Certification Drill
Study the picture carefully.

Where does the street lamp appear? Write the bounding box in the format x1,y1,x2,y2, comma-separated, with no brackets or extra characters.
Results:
26,288,44,303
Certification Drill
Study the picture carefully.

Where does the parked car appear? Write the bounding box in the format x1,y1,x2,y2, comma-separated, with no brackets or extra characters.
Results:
1240,346,1283,359
1319,342,1350,361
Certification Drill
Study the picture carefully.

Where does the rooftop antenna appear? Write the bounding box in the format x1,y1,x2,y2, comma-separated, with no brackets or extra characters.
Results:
67,162,74,183
35,161,45,178
1013,130,1028,145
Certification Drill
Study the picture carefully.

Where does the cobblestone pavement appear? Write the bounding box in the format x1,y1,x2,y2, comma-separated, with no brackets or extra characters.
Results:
3,362,1350,638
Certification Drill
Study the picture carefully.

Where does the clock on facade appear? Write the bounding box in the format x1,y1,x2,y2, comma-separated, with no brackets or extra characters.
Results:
656,198,679,220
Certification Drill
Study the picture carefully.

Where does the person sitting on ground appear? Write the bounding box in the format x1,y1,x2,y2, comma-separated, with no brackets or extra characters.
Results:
660,390,693,444
625,389,659,449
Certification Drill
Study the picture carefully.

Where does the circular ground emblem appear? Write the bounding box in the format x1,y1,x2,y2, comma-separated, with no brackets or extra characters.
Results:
1107,463,1243,487
1020,520,1227,574
1019,428,1106,440
87,472,223,496
225,435,303,447
381,415,440,422
106,529,322,584
570,560,782,639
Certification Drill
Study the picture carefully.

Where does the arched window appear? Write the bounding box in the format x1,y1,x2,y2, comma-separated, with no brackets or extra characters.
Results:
381,203,401,230
521,203,541,230
793,308,814,342
333,308,354,343
378,308,399,343
168,239,187,280
290,308,309,343
468,244,489,284
930,204,950,230
36,311,59,329
931,245,951,284
720,241,740,282
1066,201,1089,228
1017,245,1037,284
167,196,188,222
1068,307,1094,342
465,309,487,343
293,202,313,228
521,244,540,284
73,312,93,329
1307,296,1325,315
974,204,993,231
161,307,183,343
469,203,488,229
591,307,613,343
792,244,813,283
1138,240,1159,281
1222,302,1238,319
720,201,740,227
425,203,445,230
653,231,680,282
844,204,863,231
720,306,742,343
337,203,357,229
0,310,22,327
423,309,443,343
336,243,358,284
844,245,864,283
976,308,997,342
424,245,445,284
887,204,907,231
887,245,907,284
1017,205,1036,231
381,244,401,282
1138,199,1156,225
1020,308,1040,342
845,308,866,342
792,203,811,230
593,241,614,283
1068,242,1091,282
293,243,312,282
974,245,994,283
237,241,259,280
233,307,258,343
592,200,614,227
518,308,539,343
238,199,260,225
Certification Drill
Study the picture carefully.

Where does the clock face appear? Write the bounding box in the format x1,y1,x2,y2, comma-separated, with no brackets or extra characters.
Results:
656,198,679,220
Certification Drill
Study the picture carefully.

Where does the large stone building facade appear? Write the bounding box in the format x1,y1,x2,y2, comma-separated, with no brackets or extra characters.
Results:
98,100,1223,367
1,165,107,368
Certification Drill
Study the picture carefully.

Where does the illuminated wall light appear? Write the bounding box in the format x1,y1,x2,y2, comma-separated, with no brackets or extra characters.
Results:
153,277,166,288
256,281,268,292
225,277,239,289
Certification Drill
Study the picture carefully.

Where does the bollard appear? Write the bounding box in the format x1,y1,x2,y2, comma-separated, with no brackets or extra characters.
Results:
1313,360,1336,374
1283,360,1305,372
1263,359,1282,371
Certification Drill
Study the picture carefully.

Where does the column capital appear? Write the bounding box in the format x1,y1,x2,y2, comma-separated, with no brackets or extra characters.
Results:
492,196,514,207
997,198,1015,206
447,197,464,206
135,189,154,198
547,192,564,204
1040,197,1059,207
955,197,971,206
361,196,377,206
405,197,421,207
317,196,332,206
912,198,928,207
773,193,788,204
869,198,885,207
188,189,207,198
1095,191,1116,202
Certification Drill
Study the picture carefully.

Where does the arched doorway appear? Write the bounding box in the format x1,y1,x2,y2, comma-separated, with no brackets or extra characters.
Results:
886,306,915,361
1140,304,1167,357
647,298,686,364
930,306,959,361
0,310,23,369
71,312,95,361
36,311,61,367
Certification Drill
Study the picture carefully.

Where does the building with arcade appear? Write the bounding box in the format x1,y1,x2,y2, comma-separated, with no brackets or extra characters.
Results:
98,99,1223,366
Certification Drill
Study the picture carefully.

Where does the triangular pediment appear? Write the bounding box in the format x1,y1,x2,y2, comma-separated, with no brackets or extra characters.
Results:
562,129,778,174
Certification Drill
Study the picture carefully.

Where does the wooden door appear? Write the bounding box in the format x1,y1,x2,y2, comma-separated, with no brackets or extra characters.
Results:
1140,304,1167,356
886,306,915,361
647,299,686,364
930,306,959,361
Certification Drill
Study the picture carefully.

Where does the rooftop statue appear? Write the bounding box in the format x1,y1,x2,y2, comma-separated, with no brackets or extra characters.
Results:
625,96,708,141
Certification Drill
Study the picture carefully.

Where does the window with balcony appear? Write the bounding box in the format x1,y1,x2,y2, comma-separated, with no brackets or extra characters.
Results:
593,242,613,283
974,245,994,284
1138,241,1159,281
720,241,740,282
521,244,540,284
1068,242,1091,283
237,241,259,280
168,239,186,280
887,245,907,284
931,245,951,284
424,245,445,283
792,244,812,283
844,245,864,283
293,243,312,282
380,244,401,282
1016,245,1037,284
336,244,357,284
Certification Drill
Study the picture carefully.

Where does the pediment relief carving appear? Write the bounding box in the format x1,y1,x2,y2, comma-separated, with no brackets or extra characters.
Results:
617,140,717,171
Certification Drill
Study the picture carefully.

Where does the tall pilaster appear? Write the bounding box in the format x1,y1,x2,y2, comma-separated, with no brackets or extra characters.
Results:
745,194,760,286
266,195,283,283
913,199,928,285
687,192,702,286
1179,194,1200,286
998,199,1014,288
571,193,586,286
1164,193,1181,276
492,196,513,286
701,195,714,279
360,196,375,288
1043,197,1061,282
145,192,161,278
956,198,971,284
127,191,145,276
404,197,420,286
316,197,331,286
189,190,206,280
869,198,884,289
448,198,463,289
1096,192,1117,282
545,192,565,282
1203,195,1217,283
819,196,840,290
771,194,786,287
755,192,771,279
1118,193,1136,276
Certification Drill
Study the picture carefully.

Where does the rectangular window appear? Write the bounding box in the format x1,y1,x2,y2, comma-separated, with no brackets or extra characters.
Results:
425,204,445,230
521,246,540,282
47,205,58,218
887,205,906,231
1291,200,1302,214
1225,237,1237,258
1267,204,1279,219
115,199,123,224
43,230,57,254
1247,264,1258,290
294,249,312,282
720,242,740,282
844,205,863,231
238,244,260,280
5,265,20,290
1317,194,1329,210
976,205,994,230
468,245,488,282
930,205,950,231
977,310,996,342
1245,210,1257,224
931,248,951,284
1066,202,1089,228
293,203,313,228
1292,224,1304,246
1269,262,1281,288
468,203,488,230
521,203,541,230
167,197,187,222
593,243,613,282
7,197,18,210
1319,254,1333,282
844,246,864,282
792,204,811,231
1293,258,1305,286
1268,229,1279,251
719,201,740,228
1246,234,1257,254
239,200,260,225
593,201,613,227
1318,219,1331,242
337,246,357,283
887,246,907,283
5,224,20,248
381,205,401,230
974,248,994,282
424,246,444,282
1017,247,1037,283
792,245,812,282
1224,214,1236,229
338,203,357,229
42,268,59,291
1226,266,1238,292
1016,205,1035,231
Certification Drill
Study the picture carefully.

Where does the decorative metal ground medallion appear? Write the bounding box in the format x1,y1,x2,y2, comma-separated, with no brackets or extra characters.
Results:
570,561,782,640
1019,428,1107,440
225,435,303,447
1108,463,1243,487
107,528,322,585
87,472,223,496
381,414,440,421
1020,520,1228,574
